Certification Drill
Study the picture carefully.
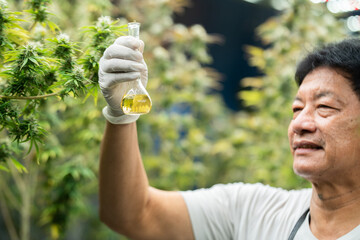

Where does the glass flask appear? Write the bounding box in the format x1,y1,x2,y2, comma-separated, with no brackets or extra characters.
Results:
121,22,152,115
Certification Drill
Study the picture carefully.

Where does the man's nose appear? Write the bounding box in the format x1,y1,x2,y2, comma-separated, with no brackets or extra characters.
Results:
291,108,316,135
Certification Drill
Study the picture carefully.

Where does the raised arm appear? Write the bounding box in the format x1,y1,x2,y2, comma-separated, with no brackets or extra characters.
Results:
98,36,194,240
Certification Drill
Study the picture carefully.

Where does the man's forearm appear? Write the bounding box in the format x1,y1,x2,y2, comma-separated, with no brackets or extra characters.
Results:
99,121,149,233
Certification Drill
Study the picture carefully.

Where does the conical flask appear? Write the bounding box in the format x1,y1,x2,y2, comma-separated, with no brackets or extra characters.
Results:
121,22,152,115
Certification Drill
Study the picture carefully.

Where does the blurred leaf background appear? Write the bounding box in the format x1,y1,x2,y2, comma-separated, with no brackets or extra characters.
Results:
0,0,355,239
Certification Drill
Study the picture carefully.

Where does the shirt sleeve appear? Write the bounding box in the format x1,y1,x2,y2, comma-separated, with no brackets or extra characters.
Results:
181,184,236,240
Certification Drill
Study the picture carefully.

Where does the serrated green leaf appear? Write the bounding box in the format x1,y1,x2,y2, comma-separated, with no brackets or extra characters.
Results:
20,57,28,70
29,57,39,65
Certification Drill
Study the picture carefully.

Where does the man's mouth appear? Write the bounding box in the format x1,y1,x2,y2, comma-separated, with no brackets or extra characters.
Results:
293,141,323,153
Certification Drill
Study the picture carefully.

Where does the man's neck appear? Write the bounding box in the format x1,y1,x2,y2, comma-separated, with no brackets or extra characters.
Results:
309,183,360,239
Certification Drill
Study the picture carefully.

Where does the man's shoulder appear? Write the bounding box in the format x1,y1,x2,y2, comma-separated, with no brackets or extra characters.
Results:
215,182,311,204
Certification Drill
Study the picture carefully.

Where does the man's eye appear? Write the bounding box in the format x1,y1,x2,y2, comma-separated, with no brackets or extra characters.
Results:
292,107,302,113
318,104,331,109
318,104,337,111
317,104,339,117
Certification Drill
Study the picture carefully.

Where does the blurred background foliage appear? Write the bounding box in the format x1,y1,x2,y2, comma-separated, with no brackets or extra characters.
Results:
0,0,354,239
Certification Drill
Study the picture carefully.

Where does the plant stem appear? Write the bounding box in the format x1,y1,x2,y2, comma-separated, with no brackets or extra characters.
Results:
20,181,30,240
0,92,60,100
7,162,26,240
20,150,37,240
7,150,37,240
0,180,20,240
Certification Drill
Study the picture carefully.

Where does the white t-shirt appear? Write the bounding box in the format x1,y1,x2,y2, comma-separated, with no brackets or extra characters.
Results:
181,183,360,240
181,182,312,240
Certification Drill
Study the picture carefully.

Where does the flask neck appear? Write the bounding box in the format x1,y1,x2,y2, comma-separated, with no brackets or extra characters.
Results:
128,22,140,39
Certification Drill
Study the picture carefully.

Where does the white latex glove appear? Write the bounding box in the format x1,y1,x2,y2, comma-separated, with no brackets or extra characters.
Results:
99,36,148,124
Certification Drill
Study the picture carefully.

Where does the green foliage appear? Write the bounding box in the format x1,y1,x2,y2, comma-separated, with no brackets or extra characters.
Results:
0,0,124,158
40,159,95,238
27,0,51,22
80,16,126,86
4,43,53,96
0,1,28,52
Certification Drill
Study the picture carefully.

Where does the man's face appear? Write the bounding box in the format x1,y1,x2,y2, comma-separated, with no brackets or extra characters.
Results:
288,67,360,182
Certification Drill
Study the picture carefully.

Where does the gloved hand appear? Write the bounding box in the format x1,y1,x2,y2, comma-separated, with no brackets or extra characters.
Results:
99,36,148,124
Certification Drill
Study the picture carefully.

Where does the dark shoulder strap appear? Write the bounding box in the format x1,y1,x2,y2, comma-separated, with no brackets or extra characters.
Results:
288,208,310,240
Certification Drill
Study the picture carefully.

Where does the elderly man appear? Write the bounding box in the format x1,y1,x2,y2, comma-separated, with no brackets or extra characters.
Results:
98,38,360,239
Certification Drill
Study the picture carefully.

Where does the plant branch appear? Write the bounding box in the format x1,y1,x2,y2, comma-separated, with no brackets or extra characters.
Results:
0,92,60,100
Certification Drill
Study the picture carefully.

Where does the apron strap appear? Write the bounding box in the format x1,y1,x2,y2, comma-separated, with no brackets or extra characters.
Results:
288,208,310,240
